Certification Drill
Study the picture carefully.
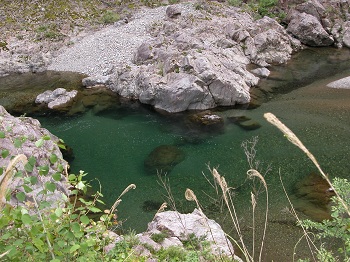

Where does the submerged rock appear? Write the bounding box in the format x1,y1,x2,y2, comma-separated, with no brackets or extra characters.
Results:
186,110,224,133
227,114,261,131
292,172,335,221
144,145,185,175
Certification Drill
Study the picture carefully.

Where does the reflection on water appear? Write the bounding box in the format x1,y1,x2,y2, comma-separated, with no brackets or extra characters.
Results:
1,47,350,261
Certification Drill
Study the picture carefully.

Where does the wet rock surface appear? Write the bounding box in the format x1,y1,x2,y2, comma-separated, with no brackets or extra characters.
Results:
227,114,261,131
186,110,224,133
292,172,335,221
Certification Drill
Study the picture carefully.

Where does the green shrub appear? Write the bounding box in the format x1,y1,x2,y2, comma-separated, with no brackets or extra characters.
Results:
100,10,120,24
299,178,350,261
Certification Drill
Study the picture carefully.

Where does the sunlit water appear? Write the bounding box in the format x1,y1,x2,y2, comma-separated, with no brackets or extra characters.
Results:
1,47,350,261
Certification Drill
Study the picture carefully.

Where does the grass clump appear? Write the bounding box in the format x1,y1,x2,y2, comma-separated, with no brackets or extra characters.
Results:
100,10,120,24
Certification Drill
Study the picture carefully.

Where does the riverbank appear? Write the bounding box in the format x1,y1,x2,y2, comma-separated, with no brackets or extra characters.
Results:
2,0,350,113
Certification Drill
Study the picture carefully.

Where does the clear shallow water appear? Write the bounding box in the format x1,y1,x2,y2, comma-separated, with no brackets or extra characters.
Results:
1,47,350,261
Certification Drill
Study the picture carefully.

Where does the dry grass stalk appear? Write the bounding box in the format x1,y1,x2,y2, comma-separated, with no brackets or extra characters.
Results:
264,112,350,217
110,184,136,215
155,202,167,214
247,169,269,262
212,168,253,261
251,192,256,260
185,188,201,211
0,154,27,208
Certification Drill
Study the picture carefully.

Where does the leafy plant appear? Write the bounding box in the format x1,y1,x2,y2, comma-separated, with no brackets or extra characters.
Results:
0,126,136,261
150,230,169,243
298,178,350,261
264,112,350,261
100,10,120,24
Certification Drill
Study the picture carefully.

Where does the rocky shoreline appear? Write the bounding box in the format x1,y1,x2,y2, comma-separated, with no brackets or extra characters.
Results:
2,0,350,113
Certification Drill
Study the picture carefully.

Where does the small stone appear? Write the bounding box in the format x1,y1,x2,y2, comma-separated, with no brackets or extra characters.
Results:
166,6,182,18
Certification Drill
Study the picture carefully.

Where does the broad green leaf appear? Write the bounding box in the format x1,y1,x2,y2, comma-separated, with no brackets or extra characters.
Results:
30,176,38,185
68,174,76,181
87,206,102,213
23,185,33,193
52,172,61,181
69,244,80,253
14,138,23,148
58,143,66,150
43,135,51,140
24,162,34,173
24,156,36,173
14,171,23,178
45,182,56,192
33,238,44,252
57,163,64,172
39,165,49,176
55,208,63,217
39,201,50,210
1,232,11,240
13,239,24,246
1,149,9,158
57,240,66,248
71,222,80,233
16,192,25,202
76,181,85,190
35,139,44,148
86,238,96,247
49,154,58,164
21,214,32,225
80,215,90,225
28,156,36,166
96,199,105,205
0,167,3,175
0,131,5,138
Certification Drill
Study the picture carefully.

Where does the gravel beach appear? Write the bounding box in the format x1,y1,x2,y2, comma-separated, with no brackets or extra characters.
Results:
48,3,195,77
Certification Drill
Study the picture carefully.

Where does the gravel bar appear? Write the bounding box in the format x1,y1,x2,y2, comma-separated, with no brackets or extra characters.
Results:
48,3,195,77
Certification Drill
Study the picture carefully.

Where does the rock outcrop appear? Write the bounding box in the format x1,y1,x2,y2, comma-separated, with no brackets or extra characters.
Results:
0,105,69,208
106,209,242,261
287,12,334,46
35,88,78,109
108,3,302,113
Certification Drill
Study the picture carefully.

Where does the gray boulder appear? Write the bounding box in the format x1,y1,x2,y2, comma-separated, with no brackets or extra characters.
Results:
166,5,181,18
0,105,69,208
294,0,326,22
251,67,270,78
145,209,240,259
287,12,334,46
35,88,78,109
341,21,350,48
82,75,111,88
247,16,301,65
326,76,350,89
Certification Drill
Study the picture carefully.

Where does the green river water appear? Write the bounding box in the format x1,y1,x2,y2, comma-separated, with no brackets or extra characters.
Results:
1,47,350,261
